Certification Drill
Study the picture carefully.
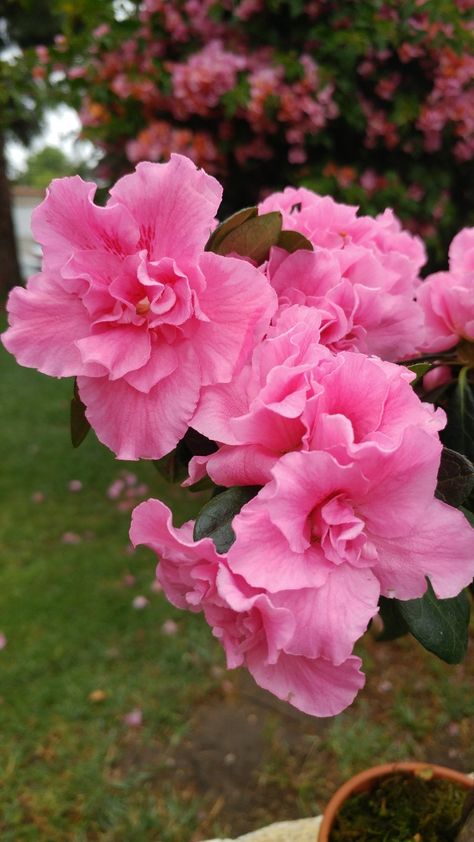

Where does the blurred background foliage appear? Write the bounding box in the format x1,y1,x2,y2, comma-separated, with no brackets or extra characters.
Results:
20,0,474,270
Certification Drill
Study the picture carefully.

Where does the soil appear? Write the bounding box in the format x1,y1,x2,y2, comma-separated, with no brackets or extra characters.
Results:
119,628,474,841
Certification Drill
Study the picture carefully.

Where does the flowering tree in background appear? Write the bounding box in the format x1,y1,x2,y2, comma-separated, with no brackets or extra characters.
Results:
0,0,115,297
34,0,474,266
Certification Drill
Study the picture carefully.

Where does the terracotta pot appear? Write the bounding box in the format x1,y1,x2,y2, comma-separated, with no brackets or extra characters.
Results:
318,761,474,842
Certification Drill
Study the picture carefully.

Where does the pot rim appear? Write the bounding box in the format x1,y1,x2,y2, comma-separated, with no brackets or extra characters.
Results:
318,761,474,842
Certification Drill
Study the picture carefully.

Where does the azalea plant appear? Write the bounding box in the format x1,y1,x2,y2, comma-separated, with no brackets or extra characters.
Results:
2,153,474,718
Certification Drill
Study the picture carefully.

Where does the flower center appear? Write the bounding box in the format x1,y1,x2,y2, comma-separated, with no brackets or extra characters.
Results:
135,296,151,315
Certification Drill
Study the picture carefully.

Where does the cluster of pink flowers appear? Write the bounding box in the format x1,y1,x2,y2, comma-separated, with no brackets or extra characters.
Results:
126,121,222,174
246,56,338,165
3,155,474,717
418,48,474,162
168,40,247,119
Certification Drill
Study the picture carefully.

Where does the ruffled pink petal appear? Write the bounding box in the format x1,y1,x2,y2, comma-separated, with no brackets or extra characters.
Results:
108,154,222,261
228,500,333,591
449,227,474,274
246,650,365,717
191,371,252,444
123,340,178,393
77,344,201,460
373,500,474,600
203,444,277,487
76,324,151,380
194,253,276,385
358,428,442,538
274,565,380,664
130,498,221,610
2,274,104,378
264,451,369,554
32,176,139,270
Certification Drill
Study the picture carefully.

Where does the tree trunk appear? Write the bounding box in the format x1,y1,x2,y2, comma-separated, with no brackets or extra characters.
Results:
0,131,22,301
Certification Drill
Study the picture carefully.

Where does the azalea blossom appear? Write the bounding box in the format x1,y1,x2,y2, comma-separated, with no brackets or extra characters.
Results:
2,154,275,460
189,307,445,488
130,498,365,717
258,187,425,361
418,227,474,353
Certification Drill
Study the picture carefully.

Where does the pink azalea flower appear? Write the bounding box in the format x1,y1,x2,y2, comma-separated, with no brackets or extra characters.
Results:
189,308,445,488
129,498,365,717
227,442,474,660
130,498,222,611
2,154,275,460
258,187,426,361
418,227,474,352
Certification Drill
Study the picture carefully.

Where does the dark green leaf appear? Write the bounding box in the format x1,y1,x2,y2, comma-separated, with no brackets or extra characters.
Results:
407,362,431,384
193,486,260,553
205,207,258,253
210,212,283,264
152,452,187,484
435,447,474,508
461,507,474,527
153,428,217,484
376,597,409,641
441,368,474,464
276,230,314,253
398,580,470,664
70,380,90,448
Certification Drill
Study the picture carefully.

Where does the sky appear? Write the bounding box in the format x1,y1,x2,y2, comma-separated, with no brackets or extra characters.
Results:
6,105,98,178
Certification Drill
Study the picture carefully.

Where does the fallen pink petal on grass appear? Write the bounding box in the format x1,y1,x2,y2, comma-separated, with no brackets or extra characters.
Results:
123,707,143,727
117,500,134,513
132,595,149,609
31,491,45,503
162,619,178,635
61,532,82,545
107,479,125,500
0,634,7,651
68,479,83,492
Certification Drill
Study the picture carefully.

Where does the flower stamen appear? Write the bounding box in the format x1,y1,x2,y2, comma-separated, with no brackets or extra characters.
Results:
136,296,151,315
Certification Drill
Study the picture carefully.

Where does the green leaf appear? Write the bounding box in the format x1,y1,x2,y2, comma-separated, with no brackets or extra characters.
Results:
435,447,474,508
70,380,90,448
407,362,431,384
209,212,283,264
153,428,217,484
276,230,314,254
397,580,470,664
193,486,260,553
205,207,258,253
152,452,187,484
376,597,409,641
461,506,474,526
441,368,474,464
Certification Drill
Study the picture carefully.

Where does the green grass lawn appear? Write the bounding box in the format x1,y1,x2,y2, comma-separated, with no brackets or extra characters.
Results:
1,330,473,842
0,340,223,840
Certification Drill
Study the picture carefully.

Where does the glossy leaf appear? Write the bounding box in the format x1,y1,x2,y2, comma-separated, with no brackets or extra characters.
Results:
205,206,258,253
441,368,474,464
376,597,409,641
276,230,314,253
193,485,260,553
70,380,90,448
407,361,431,385
210,211,282,264
153,428,217,484
435,447,474,508
398,580,470,664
